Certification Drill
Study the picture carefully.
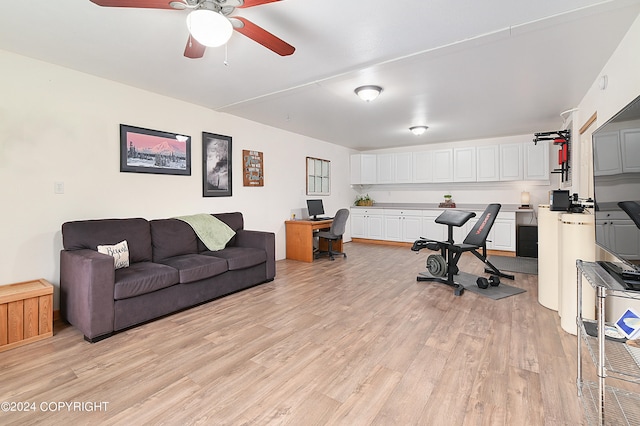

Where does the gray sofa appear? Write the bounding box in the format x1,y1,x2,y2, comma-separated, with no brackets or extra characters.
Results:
60,212,275,342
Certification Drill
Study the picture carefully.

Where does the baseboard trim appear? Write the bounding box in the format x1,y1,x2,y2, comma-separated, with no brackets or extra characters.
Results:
351,238,515,257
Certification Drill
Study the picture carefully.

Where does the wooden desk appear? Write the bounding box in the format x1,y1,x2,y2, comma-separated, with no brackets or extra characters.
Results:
285,219,342,262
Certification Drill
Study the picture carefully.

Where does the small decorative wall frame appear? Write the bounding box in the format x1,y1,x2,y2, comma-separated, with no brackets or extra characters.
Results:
120,124,191,175
243,150,264,187
306,157,330,195
202,132,232,197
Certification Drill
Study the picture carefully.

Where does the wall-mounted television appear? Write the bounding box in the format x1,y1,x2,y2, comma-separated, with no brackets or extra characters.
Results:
592,94,640,277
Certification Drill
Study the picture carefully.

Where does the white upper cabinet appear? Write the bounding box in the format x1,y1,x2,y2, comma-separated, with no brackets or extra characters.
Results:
432,149,454,182
453,147,477,182
375,153,413,184
412,151,433,183
350,154,377,184
524,140,550,180
476,145,500,182
376,153,394,184
593,131,622,176
354,139,551,185
621,128,640,173
499,143,523,181
394,152,413,183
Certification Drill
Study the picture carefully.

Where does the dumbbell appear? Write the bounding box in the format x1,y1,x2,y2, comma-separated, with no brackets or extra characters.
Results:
476,275,500,289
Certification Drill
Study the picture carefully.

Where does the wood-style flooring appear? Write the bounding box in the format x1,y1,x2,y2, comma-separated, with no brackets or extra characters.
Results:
0,242,588,425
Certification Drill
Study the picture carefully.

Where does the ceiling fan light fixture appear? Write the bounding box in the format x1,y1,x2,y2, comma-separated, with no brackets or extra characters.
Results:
186,9,233,47
355,85,382,102
409,126,428,136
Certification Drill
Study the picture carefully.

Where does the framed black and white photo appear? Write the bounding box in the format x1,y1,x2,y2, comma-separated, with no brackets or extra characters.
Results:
120,124,191,175
202,132,232,197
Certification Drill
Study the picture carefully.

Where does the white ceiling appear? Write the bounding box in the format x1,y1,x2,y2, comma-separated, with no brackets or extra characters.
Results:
2,0,640,150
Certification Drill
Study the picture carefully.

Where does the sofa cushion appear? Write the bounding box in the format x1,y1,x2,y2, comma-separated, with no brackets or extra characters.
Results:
97,240,130,269
203,247,266,270
150,219,198,262
114,262,179,300
62,218,152,263
158,254,228,284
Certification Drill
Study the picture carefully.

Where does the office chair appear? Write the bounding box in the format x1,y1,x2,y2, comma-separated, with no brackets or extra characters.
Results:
316,208,350,261
411,203,514,295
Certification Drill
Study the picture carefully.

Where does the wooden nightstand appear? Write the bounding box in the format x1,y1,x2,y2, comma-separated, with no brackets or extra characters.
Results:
0,279,53,353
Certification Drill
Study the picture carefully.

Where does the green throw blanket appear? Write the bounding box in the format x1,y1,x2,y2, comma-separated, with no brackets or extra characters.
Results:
174,214,236,251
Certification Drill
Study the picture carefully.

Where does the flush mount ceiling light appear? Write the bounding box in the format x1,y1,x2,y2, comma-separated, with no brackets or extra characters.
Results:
186,9,233,47
409,126,429,135
354,85,383,102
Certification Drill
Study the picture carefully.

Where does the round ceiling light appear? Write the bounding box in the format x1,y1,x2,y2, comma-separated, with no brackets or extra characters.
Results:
354,85,383,102
409,126,429,135
186,9,233,47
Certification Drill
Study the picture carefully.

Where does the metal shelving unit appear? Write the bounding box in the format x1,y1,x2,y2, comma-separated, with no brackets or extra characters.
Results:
577,260,640,425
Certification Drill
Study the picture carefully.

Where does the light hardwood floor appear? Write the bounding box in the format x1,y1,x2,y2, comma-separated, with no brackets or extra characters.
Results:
0,242,588,425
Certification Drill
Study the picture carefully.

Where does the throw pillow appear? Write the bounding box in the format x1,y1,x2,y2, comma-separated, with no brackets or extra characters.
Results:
97,240,130,269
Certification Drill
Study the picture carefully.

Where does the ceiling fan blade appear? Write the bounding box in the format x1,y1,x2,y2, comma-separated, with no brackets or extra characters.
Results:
184,34,206,58
237,0,281,8
89,0,175,9
231,17,295,56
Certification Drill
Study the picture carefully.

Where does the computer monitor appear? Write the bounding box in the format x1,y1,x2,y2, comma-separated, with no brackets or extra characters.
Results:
306,199,325,220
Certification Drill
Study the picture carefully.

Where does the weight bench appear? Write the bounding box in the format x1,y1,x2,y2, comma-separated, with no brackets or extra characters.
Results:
411,203,515,296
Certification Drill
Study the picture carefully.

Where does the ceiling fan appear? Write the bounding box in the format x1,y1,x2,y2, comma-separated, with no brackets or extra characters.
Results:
89,0,295,58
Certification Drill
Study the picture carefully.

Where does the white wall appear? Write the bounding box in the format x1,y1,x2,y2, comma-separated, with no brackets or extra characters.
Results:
574,14,640,265
0,50,356,307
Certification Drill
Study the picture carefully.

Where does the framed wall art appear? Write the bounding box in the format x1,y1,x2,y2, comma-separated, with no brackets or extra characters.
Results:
243,150,264,187
306,156,330,195
120,124,191,175
203,132,232,197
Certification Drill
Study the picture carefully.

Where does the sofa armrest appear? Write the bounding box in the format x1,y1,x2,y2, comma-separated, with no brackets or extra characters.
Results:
235,230,276,280
60,249,115,341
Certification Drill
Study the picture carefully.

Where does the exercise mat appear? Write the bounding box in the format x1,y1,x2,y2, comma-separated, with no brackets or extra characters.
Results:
456,271,526,300
488,255,538,275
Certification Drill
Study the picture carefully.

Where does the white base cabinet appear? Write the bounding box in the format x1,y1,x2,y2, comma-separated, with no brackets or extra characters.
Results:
352,208,515,252
384,209,423,242
351,209,384,239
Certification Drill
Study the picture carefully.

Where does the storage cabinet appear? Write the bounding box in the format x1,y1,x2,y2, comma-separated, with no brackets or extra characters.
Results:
499,143,523,181
0,279,53,353
453,147,476,182
576,260,640,425
384,209,423,242
376,153,394,184
394,152,413,183
370,153,414,184
350,154,377,184
489,214,516,251
476,145,500,182
352,139,549,185
413,151,433,183
353,207,516,253
432,149,454,182
524,140,550,180
350,208,384,239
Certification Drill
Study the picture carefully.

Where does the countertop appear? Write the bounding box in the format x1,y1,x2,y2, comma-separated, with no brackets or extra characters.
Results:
350,203,533,213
